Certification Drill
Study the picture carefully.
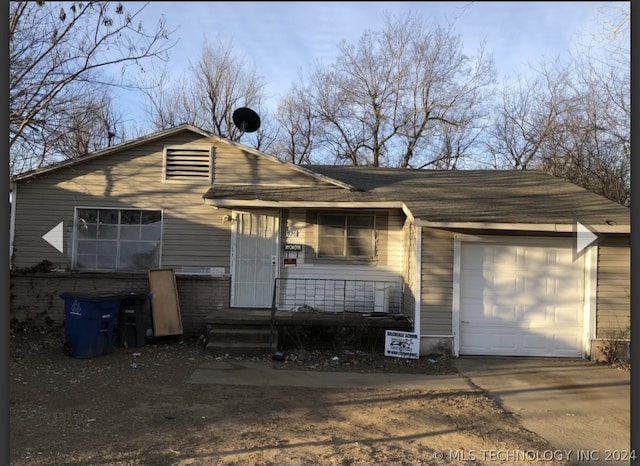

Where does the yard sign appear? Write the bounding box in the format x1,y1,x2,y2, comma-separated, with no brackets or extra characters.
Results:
384,330,419,359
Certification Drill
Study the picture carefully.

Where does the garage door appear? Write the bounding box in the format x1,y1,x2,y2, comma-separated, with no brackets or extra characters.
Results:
458,239,585,357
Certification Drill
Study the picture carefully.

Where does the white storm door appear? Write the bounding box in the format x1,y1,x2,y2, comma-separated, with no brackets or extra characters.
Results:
231,211,280,307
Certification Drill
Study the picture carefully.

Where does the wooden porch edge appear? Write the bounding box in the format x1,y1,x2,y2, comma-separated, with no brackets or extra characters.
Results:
204,308,413,329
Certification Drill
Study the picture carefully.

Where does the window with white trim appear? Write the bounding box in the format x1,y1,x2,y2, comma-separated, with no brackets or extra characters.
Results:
74,208,162,272
317,214,375,259
163,146,213,182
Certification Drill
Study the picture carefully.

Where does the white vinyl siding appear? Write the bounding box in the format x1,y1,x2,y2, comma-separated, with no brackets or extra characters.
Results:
596,235,630,337
420,228,455,335
163,145,213,182
212,148,331,186
12,130,341,272
12,132,234,272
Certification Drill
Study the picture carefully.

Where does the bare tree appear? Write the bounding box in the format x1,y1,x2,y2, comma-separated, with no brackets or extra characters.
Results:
484,4,629,205
540,90,630,205
417,120,486,170
485,62,575,170
142,66,195,131
571,4,630,205
273,84,317,165
190,38,264,140
249,98,279,153
9,1,174,174
48,91,126,159
143,36,275,150
283,12,495,168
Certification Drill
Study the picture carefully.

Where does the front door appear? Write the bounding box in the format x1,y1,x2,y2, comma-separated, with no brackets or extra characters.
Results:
231,211,280,307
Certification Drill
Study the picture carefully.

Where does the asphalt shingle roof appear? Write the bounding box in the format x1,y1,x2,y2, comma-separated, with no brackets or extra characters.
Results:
204,166,630,227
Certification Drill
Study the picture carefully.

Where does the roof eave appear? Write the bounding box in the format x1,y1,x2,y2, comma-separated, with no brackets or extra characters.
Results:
204,199,403,209
11,124,213,182
413,219,630,234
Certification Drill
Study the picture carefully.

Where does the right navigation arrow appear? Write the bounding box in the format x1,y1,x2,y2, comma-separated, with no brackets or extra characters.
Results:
576,221,598,255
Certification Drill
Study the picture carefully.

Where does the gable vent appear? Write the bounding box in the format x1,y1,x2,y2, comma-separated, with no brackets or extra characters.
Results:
164,146,212,181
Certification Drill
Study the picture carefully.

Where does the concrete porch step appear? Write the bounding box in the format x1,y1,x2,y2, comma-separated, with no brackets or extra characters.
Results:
209,327,273,343
205,340,277,357
206,326,277,356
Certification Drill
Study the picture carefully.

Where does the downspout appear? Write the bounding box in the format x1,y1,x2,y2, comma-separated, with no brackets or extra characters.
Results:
9,181,17,269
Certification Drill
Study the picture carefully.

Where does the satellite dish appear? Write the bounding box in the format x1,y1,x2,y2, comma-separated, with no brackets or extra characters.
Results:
232,107,261,134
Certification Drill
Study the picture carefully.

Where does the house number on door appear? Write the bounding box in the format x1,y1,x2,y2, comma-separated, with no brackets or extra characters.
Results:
286,230,299,238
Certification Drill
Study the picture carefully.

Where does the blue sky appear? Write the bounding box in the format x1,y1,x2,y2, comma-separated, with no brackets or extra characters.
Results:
115,1,622,129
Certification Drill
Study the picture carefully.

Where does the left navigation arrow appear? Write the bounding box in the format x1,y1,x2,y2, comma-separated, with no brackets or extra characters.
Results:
42,222,64,253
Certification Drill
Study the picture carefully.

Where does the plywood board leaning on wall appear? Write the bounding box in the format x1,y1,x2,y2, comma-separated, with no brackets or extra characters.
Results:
148,268,183,337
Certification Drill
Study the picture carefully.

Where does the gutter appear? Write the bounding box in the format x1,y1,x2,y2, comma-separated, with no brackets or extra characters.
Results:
9,181,17,268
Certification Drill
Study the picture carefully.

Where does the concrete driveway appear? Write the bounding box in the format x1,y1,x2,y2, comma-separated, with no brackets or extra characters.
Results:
454,357,631,466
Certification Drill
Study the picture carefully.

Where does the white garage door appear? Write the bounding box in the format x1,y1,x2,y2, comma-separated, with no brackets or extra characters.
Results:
458,239,585,357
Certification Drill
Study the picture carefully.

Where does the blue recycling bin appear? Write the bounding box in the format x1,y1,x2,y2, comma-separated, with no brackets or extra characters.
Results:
60,292,123,359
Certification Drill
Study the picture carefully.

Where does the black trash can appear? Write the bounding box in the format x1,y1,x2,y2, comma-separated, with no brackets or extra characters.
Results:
116,292,151,348
60,292,123,359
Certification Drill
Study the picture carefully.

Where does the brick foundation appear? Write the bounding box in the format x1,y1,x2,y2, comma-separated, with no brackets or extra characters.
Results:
10,272,231,337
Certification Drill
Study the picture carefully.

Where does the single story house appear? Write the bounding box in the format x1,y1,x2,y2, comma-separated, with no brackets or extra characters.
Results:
9,124,630,359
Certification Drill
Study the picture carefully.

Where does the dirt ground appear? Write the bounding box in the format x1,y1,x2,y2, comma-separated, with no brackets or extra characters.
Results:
10,324,570,466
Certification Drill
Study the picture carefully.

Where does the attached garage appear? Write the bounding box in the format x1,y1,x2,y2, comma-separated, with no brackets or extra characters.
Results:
455,237,592,357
